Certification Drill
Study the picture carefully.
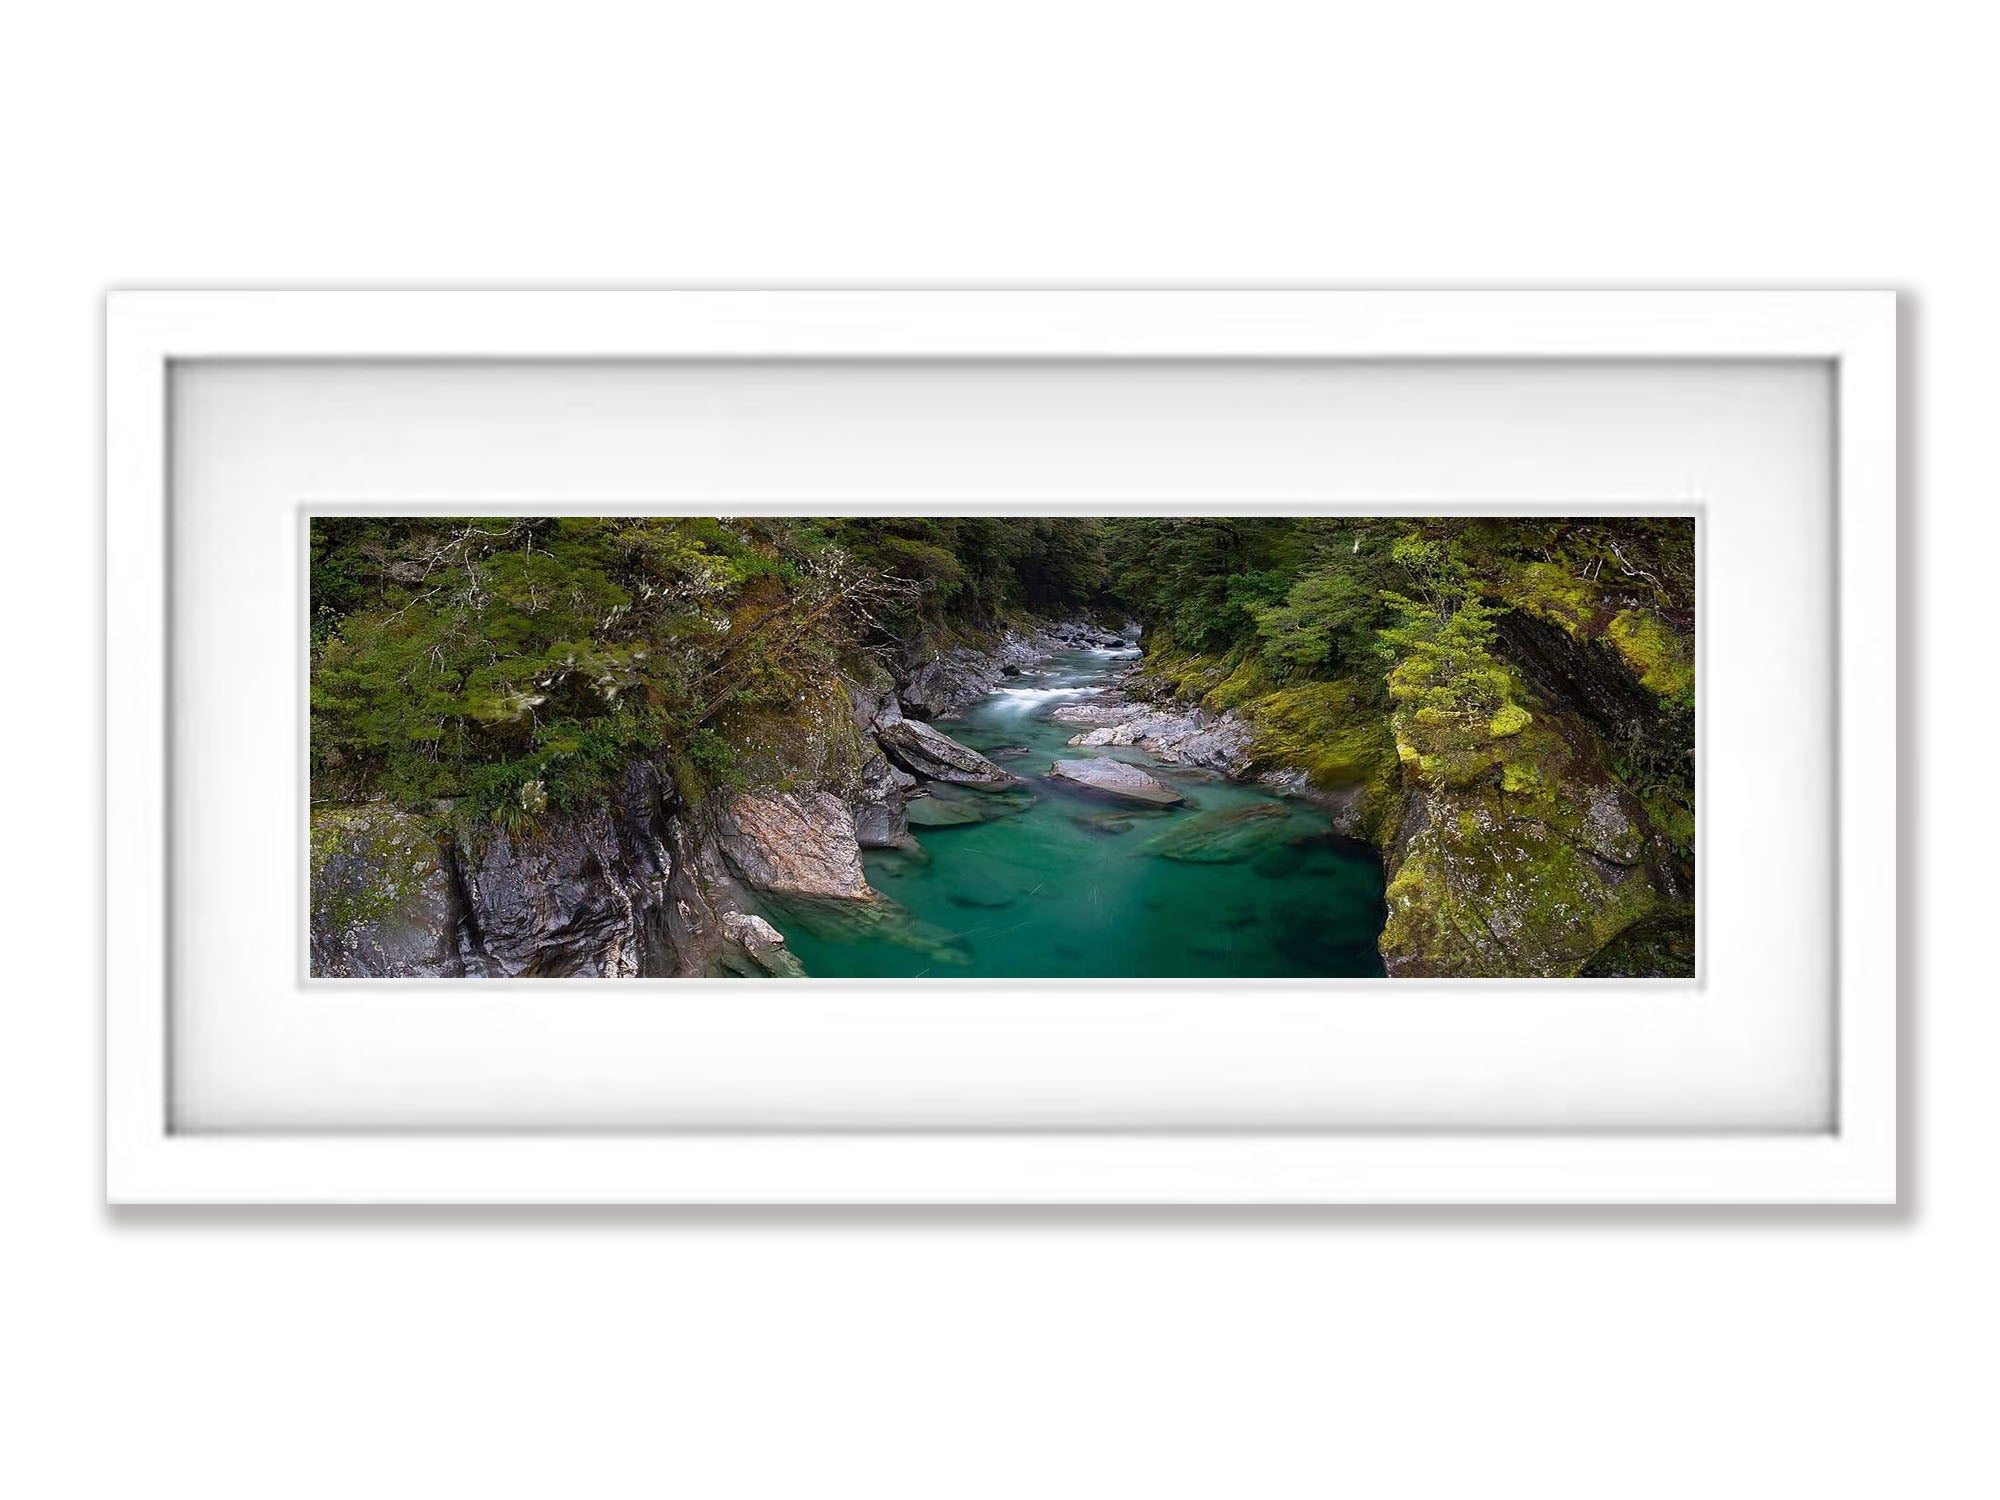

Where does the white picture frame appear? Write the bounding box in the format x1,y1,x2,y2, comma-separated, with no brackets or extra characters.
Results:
106,290,1897,1204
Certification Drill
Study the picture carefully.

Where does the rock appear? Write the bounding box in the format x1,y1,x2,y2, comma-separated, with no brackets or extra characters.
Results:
893,620,1110,718
720,909,806,977
900,648,999,720
865,838,932,879
987,745,1033,760
943,884,1014,910
853,748,918,848
1378,700,1675,978
1578,911,1696,978
1062,705,1255,778
760,891,973,966
710,790,874,900
846,666,919,846
1169,717,1256,777
1141,801,1294,863
1069,811,1137,836
312,762,737,979
309,806,461,977
875,714,1024,788
1045,757,1186,806
904,784,1032,828
1048,695,1141,728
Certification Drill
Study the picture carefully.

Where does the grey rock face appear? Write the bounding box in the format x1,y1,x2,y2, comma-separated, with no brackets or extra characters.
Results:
1044,757,1187,806
874,714,1024,788
853,749,918,847
310,762,734,978
309,805,461,977
457,762,725,978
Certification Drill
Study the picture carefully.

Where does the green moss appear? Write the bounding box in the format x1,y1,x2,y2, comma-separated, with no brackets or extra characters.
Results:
1236,679,1401,843
1201,651,1280,714
309,806,445,935
1381,798,1661,978
712,672,870,796
1488,702,1532,738
1606,609,1695,706
1501,560,1601,634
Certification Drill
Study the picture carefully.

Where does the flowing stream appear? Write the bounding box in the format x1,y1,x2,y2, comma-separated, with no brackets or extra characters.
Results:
775,648,1388,979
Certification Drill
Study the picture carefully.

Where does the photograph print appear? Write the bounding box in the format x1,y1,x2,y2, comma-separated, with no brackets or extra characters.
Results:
309,515,1695,980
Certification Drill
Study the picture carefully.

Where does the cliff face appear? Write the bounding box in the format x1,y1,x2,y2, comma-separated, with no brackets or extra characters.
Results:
310,761,742,978
1374,683,1684,978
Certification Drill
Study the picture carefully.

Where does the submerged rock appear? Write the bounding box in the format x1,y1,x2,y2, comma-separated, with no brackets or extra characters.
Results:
720,910,806,977
875,713,1024,788
904,784,1032,828
1045,757,1186,806
1069,810,1137,836
761,891,973,966
1141,801,1293,863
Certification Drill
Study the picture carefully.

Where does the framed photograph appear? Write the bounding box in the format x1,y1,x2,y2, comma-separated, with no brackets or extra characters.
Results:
106,290,1896,1203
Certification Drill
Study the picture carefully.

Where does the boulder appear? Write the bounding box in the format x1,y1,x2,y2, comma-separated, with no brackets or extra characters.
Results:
875,714,1024,788
1048,695,1140,728
1064,706,1255,778
853,749,918,848
1069,810,1138,836
1045,757,1186,806
710,790,874,900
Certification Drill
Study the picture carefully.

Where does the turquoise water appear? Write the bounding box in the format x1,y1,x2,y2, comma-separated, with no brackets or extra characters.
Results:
771,650,1388,979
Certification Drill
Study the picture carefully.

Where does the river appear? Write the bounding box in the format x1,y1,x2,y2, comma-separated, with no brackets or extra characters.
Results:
772,647,1388,979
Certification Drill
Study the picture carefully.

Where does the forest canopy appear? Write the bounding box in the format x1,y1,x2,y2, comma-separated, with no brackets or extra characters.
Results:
310,514,1694,837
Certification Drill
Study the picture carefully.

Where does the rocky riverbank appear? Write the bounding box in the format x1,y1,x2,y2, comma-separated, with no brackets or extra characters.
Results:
310,617,1130,978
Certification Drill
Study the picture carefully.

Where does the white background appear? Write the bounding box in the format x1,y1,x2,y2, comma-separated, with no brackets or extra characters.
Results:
1,3,1985,1497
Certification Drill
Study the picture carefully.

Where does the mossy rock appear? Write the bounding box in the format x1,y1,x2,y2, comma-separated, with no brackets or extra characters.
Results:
1380,789,1663,978
309,804,457,976
1606,609,1695,706
1378,690,1671,976
1499,559,1605,635
711,670,872,797
1243,679,1401,840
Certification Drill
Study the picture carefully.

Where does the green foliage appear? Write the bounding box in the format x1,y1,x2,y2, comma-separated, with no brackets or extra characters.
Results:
311,515,1113,820
312,512,1696,881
